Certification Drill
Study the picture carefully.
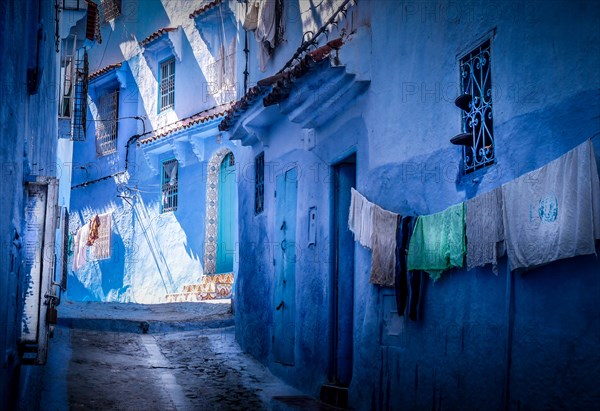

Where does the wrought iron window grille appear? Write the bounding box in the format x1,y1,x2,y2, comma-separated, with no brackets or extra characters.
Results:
95,90,119,156
459,39,494,174
255,152,265,215
101,0,121,22
159,58,175,112
161,159,178,213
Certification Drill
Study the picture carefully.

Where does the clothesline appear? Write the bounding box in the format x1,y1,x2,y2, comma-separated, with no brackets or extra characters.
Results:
349,139,600,318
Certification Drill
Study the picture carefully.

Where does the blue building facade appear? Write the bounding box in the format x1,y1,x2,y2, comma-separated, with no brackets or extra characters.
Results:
68,0,242,303
223,0,600,410
0,0,82,407
51,0,600,409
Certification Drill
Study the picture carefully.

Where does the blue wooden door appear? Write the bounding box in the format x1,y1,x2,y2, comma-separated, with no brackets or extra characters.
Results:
332,158,355,386
273,167,297,365
216,153,235,273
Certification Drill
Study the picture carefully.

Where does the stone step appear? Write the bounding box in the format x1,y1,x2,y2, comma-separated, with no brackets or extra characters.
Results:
166,273,234,302
199,273,234,286
166,284,232,303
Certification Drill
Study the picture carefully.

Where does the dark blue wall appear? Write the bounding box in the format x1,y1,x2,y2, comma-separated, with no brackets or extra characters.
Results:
233,1,600,409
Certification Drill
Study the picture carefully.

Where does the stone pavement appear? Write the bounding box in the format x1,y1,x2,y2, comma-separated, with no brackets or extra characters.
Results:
40,301,338,411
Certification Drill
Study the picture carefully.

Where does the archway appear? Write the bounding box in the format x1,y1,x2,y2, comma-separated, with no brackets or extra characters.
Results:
203,148,236,276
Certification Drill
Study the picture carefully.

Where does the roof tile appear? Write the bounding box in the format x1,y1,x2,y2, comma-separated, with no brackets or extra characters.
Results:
138,103,233,146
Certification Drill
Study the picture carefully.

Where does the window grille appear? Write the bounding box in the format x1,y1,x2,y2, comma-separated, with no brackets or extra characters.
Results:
161,159,178,213
460,39,494,173
101,0,121,22
95,90,119,156
159,58,175,112
255,152,264,215
71,50,88,141
92,214,112,260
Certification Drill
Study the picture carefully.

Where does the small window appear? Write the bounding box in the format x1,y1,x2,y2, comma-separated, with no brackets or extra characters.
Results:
255,152,264,215
95,89,119,156
159,58,175,112
92,213,112,260
460,39,494,173
161,159,178,213
101,0,121,22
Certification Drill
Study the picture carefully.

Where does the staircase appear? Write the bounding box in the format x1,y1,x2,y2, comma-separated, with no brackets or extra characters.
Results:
165,273,234,302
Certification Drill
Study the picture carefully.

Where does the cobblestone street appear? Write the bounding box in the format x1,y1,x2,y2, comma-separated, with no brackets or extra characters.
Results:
39,301,327,411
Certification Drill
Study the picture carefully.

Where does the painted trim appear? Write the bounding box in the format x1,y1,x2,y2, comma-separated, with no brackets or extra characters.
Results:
203,147,233,274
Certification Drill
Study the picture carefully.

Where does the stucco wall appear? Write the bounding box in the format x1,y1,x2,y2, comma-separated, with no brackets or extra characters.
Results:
233,0,600,409
0,0,61,407
68,0,241,303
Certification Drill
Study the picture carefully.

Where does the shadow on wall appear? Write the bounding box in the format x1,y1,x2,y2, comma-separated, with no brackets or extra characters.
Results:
98,232,125,297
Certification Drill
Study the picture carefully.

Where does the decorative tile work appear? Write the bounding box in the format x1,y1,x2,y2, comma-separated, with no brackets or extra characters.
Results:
203,148,233,274
165,272,234,302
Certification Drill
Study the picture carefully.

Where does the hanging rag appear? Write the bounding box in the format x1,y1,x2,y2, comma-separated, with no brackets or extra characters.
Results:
369,205,399,287
395,216,425,321
407,203,466,281
502,139,600,271
243,2,259,31
348,188,374,249
255,0,285,72
72,222,90,271
348,188,362,240
86,214,101,246
466,187,505,274
360,200,374,249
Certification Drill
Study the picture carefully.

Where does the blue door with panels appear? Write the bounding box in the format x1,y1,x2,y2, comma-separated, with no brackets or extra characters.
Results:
273,167,297,365
216,153,235,273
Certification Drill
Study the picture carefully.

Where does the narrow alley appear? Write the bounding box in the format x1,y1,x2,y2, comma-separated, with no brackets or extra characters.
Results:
2,1,599,410
40,301,328,411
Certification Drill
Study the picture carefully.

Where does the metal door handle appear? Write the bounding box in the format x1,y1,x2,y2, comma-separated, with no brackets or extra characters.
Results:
280,221,286,231
281,239,287,251
276,301,284,310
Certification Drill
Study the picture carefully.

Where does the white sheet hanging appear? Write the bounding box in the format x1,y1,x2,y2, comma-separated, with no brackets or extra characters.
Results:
502,139,600,271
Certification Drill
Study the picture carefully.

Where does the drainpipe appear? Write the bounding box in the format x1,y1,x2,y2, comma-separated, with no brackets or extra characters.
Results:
125,116,147,172
243,0,249,93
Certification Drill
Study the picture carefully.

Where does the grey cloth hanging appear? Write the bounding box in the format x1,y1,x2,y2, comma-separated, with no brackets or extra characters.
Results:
466,187,505,274
370,205,399,287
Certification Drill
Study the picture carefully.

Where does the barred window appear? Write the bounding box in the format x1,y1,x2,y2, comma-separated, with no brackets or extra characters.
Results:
460,39,494,173
92,213,112,260
255,152,264,215
101,0,121,22
159,58,175,112
161,159,178,213
95,90,119,156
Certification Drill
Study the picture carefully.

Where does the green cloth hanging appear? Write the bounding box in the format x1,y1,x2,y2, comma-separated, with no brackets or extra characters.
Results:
407,203,466,281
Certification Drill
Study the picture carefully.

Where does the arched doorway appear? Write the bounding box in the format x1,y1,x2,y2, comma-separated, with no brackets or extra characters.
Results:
216,152,235,273
203,148,236,276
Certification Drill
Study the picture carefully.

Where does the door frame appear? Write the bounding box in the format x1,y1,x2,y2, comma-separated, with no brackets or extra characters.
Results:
329,152,357,385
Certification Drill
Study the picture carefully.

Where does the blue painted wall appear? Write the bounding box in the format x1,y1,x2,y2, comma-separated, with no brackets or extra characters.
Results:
232,1,600,410
67,0,240,303
0,0,68,407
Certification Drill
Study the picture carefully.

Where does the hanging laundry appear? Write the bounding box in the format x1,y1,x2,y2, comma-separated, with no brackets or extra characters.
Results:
369,205,399,287
502,139,600,271
72,222,90,271
255,0,285,72
348,188,374,249
243,2,259,31
86,214,101,246
407,203,466,281
466,187,505,274
395,216,425,321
